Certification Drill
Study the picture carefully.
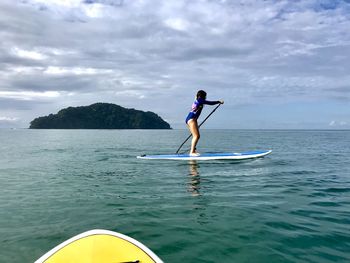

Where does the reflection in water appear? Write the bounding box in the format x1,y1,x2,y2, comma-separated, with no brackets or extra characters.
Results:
187,161,210,225
188,160,201,196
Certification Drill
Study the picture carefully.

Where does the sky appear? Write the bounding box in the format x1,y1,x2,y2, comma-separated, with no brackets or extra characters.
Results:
0,0,350,129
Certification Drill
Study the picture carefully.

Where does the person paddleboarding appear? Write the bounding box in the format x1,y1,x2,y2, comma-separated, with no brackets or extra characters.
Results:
185,90,224,156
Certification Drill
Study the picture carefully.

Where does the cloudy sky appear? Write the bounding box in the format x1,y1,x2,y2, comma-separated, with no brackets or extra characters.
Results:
1,0,350,129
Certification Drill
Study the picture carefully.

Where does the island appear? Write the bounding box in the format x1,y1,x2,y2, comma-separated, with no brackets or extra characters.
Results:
29,103,171,129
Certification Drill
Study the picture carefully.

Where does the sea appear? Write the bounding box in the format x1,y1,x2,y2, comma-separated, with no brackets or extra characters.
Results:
0,129,349,263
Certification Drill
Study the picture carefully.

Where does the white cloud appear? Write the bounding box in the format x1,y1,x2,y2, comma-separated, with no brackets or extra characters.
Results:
30,0,82,8
164,18,190,31
83,3,105,18
8,66,43,74
114,90,145,99
0,116,19,122
44,66,112,75
329,120,348,127
0,91,60,100
11,47,47,60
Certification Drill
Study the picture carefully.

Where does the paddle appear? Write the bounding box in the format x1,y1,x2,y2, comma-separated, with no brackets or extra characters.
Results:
175,103,222,154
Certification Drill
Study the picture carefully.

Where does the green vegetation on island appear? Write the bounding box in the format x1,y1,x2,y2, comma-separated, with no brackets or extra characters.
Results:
29,103,171,129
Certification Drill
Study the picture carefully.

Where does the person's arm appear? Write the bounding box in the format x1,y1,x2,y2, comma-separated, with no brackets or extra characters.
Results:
200,98,224,105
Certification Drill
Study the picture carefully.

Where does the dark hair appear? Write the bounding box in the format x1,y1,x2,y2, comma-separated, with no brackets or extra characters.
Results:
197,90,207,99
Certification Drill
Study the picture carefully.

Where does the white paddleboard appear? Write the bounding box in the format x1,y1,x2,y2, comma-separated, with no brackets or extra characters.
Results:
137,150,272,161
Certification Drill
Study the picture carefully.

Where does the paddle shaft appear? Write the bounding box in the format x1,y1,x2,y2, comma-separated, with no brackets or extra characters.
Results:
175,103,222,154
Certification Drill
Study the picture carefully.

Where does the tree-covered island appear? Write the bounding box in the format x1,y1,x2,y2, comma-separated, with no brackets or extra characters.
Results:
29,103,171,129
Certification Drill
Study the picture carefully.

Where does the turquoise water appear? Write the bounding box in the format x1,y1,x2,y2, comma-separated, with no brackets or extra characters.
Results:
0,129,350,263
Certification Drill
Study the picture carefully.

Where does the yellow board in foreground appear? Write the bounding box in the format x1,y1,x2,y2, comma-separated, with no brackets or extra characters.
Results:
35,229,163,263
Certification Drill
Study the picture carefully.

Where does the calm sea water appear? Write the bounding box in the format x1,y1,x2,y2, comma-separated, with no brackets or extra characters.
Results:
0,129,349,263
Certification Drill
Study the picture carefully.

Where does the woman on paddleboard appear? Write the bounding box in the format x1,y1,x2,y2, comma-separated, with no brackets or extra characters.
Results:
186,90,224,156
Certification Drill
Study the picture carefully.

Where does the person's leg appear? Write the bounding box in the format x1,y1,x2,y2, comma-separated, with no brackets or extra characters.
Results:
187,119,200,154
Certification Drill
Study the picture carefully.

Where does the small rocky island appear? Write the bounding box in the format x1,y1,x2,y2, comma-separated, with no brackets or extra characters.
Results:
29,103,171,129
